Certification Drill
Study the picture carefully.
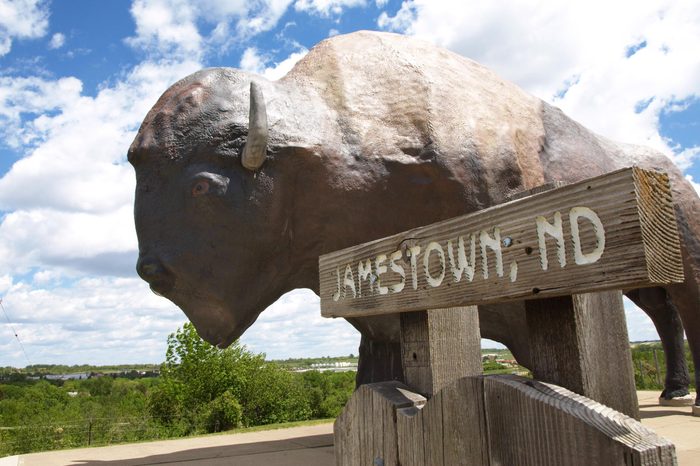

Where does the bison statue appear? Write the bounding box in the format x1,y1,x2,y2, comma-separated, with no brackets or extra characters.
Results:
128,31,699,405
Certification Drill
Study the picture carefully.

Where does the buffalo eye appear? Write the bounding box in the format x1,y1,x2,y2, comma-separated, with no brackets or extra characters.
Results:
191,180,210,197
188,171,229,197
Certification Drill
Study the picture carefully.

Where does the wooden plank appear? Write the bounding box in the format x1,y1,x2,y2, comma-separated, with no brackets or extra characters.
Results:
334,382,361,466
440,377,489,465
397,404,425,466
319,167,683,318
483,375,676,465
400,307,482,397
526,290,640,419
335,382,425,466
395,377,488,466
422,388,445,465
506,180,567,201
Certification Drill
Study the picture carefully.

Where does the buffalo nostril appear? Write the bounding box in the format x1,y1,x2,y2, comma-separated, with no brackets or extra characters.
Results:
140,262,162,277
136,256,175,295
136,257,165,279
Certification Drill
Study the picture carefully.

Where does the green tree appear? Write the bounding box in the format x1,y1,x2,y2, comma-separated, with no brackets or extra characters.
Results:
239,363,311,425
148,322,311,432
301,371,354,418
203,390,242,432
86,376,114,397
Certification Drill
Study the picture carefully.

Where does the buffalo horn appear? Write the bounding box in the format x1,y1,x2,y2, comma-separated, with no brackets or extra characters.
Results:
241,81,269,171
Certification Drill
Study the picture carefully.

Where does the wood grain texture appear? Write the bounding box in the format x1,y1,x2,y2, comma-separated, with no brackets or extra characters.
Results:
400,307,482,396
400,311,433,396
333,382,425,466
526,290,640,419
396,404,425,466
438,376,489,465
483,375,676,466
334,375,673,465
506,180,567,201
633,169,683,284
320,167,684,318
387,377,489,466
334,381,425,466
573,291,640,419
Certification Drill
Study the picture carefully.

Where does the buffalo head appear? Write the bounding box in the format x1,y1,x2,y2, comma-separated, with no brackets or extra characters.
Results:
128,68,305,347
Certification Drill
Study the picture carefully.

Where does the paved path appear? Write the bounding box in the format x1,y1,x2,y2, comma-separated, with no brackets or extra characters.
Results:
637,391,700,466
3,392,698,465
13,424,334,466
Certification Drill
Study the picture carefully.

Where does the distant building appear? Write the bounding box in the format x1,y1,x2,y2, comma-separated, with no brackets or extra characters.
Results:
44,372,90,381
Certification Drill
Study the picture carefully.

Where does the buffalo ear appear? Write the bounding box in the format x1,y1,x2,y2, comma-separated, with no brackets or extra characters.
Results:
241,81,268,171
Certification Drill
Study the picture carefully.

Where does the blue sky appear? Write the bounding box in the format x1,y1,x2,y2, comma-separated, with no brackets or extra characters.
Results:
1,0,699,367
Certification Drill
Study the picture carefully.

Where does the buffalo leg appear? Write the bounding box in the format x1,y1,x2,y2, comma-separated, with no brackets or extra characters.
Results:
627,287,690,399
666,278,700,406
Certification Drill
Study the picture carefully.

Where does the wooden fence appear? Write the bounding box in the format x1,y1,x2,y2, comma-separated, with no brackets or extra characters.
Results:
320,167,682,465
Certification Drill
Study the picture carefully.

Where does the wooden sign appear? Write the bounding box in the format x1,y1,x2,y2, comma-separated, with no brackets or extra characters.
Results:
319,167,684,318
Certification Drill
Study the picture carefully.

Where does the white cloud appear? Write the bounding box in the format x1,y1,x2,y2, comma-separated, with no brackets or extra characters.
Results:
686,174,700,196
234,0,294,37
31,269,60,285
0,0,49,56
126,0,295,59
240,47,308,80
239,47,266,74
379,1,649,97
263,49,307,80
377,2,414,31
378,0,700,160
294,0,366,17
195,0,293,30
125,0,203,61
48,32,65,49
0,207,137,277
241,289,360,359
0,75,83,148
481,339,506,350
0,282,357,366
0,274,12,294
674,146,700,171
0,277,186,367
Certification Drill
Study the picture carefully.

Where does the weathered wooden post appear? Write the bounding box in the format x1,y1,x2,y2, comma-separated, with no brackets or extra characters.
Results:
321,167,683,465
399,307,482,397
526,291,640,418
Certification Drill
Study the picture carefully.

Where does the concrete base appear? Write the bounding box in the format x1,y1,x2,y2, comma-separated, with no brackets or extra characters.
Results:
693,405,700,417
658,394,695,407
